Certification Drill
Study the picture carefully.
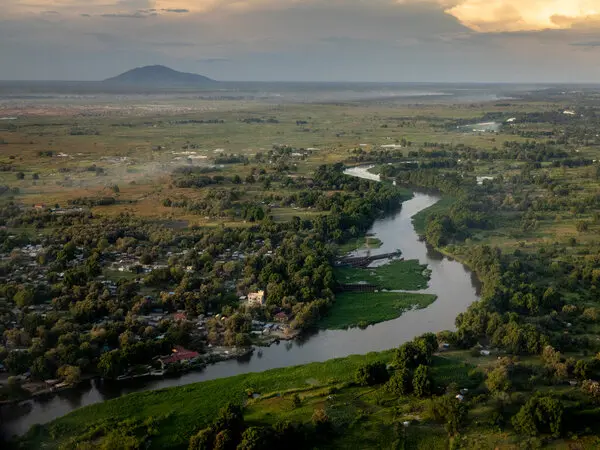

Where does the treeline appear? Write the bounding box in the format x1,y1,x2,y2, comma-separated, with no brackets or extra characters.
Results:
70,197,116,207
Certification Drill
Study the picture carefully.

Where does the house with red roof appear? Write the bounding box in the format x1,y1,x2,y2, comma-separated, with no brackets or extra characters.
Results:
160,346,200,365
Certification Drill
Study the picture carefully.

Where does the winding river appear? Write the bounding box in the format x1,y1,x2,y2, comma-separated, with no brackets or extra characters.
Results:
2,166,480,438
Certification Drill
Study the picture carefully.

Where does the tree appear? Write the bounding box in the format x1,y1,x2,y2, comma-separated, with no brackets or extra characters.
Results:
4,350,32,375
237,427,274,450
512,396,563,438
291,393,301,409
428,395,468,436
574,360,590,380
311,409,330,434
385,365,412,396
395,341,419,368
13,288,35,308
98,350,123,378
119,330,135,348
57,365,81,384
581,379,600,404
414,333,438,364
213,430,235,450
213,403,245,438
355,361,389,386
412,365,432,398
485,366,512,395
31,356,55,380
16,172,25,180
189,427,213,450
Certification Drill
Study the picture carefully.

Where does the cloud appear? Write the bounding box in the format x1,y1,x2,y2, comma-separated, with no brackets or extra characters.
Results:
100,12,155,19
197,57,231,63
443,0,600,32
571,40,600,47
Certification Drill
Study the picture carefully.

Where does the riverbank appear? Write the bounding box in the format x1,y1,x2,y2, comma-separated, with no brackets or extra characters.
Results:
14,350,477,450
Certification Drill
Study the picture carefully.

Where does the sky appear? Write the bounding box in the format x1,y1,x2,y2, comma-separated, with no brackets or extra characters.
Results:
3,0,600,82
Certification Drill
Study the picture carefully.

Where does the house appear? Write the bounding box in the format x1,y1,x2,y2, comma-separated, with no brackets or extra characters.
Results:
247,290,265,307
455,394,464,402
173,311,187,321
480,350,491,356
274,312,289,323
34,204,45,210
160,346,200,365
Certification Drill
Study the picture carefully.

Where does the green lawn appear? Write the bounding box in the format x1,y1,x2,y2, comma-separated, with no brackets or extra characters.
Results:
335,259,431,291
320,292,437,330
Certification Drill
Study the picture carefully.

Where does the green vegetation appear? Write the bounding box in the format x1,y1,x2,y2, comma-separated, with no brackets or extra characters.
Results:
18,335,479,450
20,351,394,449
337,236,383,254
7,86,600,449
412,197,456,236
335,259,431,290
319,292,436,330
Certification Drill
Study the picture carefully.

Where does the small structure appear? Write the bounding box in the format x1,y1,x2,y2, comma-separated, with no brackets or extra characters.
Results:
274,312,289,323
173,311,187,322
480,350,491,356
160,346,200,365
455,394,464,402
247,290,266,307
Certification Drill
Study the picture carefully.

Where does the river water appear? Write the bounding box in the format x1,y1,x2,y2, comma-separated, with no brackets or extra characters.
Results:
2,167,480,438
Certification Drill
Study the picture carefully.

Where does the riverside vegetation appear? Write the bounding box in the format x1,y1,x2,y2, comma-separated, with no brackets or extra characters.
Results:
5,86,600,448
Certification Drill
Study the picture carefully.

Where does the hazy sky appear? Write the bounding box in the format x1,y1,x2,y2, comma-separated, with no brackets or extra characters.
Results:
4,0,600,82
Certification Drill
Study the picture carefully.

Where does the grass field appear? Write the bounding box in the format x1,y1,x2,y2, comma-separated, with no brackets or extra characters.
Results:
18,353,474,450
20,351,394,449
335,259,431,291
320,292,437,330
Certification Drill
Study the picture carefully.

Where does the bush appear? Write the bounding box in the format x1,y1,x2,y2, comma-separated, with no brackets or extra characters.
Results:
385,365,412,395
413,365,432,398
511,395,563,438
311,409,330,433
355,361,389,386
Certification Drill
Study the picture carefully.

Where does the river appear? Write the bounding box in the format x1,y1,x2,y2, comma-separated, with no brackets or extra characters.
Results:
2,166,480,438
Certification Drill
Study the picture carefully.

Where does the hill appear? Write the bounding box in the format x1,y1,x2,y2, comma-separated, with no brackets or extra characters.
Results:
103,65,215,86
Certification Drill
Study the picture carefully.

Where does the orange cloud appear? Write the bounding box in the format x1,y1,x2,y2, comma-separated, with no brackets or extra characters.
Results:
444,0,600,32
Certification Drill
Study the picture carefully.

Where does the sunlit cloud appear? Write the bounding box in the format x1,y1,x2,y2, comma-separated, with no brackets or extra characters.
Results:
443,0,600,32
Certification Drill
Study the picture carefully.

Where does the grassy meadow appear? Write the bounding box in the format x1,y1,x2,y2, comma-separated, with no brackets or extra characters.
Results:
18,352,477,450
320,292,437,330
334,259,431,291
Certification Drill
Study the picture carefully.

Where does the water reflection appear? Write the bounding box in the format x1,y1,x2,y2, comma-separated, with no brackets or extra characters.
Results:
3,189,480,437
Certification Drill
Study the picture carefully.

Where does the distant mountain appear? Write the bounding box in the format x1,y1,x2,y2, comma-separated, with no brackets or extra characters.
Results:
103,65,215,85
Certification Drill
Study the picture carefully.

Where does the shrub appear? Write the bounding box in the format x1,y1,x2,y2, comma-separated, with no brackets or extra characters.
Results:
355,361,389,386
